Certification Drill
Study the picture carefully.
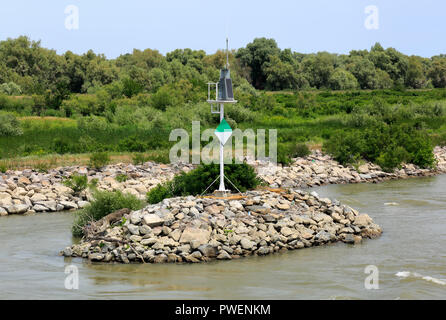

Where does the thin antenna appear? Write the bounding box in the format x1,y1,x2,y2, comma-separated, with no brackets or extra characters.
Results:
226,38,229,69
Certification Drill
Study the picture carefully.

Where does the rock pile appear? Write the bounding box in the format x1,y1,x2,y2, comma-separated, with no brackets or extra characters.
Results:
0,162,193,216
2,146,446,217
257,146,446,189
61,189,382,264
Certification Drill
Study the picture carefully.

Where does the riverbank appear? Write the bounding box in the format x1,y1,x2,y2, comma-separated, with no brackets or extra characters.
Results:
61,188,382,263
258,146,446,189
1,146,445,217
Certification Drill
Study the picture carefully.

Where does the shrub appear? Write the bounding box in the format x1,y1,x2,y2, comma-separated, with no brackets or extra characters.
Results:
277,144,292,166
118,136,148,152
376,146,410,172
0,82,22,95
63,174,88,194
77,116,110,132
0,163,7,173
291,143,311,158
0,113,23,136
323,130,365,165
132,153,148,165
146,163,260,204
89,152,111,169
72,190,144,237
53,138,71,154
147,183,174,205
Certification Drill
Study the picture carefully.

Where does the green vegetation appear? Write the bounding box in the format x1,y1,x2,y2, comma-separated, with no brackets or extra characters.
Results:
89,152,111,169
147,163,260,204
115,174,128,183
72,190,144,237
0,112,22,136
1,36,446,172
63,174,88,195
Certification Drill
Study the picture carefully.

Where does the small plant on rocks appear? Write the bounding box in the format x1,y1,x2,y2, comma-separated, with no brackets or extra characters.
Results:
72,189,144,237
63,173,88,195
115,174,128,183
89,152,110,169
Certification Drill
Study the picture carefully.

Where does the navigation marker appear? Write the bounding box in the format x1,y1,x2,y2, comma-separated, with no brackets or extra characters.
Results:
215,119,232,145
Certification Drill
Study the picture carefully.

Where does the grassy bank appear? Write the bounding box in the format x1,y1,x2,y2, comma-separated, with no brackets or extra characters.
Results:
1,89,446,171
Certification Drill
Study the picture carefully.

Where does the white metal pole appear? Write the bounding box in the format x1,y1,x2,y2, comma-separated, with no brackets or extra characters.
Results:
219,103,225,191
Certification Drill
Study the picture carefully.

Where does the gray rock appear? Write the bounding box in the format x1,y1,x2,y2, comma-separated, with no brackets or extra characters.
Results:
179,227,210,246
33,204,48,212
89,253,104,261
198,244,218,258
240,238,254,250
353,214,373,227
216,250,232,260
139,225,152,235
60,201,78,210
245,206,270,214
63,247,72,257
141,238,157,246
35,201,57,211
127,224,140,235
143,214,165,227
77,201,89,208
0,207,7,216
7,204,29,214
315,231,332,242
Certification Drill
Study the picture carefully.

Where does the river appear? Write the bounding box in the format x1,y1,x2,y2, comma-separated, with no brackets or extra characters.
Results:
1,175,445,300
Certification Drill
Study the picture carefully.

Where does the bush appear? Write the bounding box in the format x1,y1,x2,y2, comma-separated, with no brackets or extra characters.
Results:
118,136,148,152
63,174,88,195
89,152,111,169
277,144,292,166
132,153,148,165
146,163,260,204
0,113,23,136
0,82,22,95
291,143,311,158
72,190,144,237
323,130,365,165
53,138,71,154
376,146,410,172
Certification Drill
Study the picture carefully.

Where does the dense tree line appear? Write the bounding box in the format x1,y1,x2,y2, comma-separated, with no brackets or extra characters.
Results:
1,36,446,107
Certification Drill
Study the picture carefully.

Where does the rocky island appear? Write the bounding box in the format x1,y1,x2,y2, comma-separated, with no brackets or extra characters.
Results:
61,188,382,263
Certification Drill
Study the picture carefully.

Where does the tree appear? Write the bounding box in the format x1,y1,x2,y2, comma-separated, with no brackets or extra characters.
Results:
405,56,427,88
428,58,446,88
346,56,377,89
328,69,359,90
236,38,280,89
373,69,394,89
0,82,22,95
263,55,304,90
302,52,335,89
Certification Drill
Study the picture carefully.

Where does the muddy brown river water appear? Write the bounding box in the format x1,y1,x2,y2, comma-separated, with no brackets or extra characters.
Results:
1,175,445,299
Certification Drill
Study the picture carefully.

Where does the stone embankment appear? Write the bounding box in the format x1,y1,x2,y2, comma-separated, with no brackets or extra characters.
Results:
1,146,446,217
0,162,193,216
61,188,382,263
257,146,446,189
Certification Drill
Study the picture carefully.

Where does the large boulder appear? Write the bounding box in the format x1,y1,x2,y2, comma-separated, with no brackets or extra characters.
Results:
354,214,373,227
7,204,29,214
143,214,164,227
179,227,210,246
